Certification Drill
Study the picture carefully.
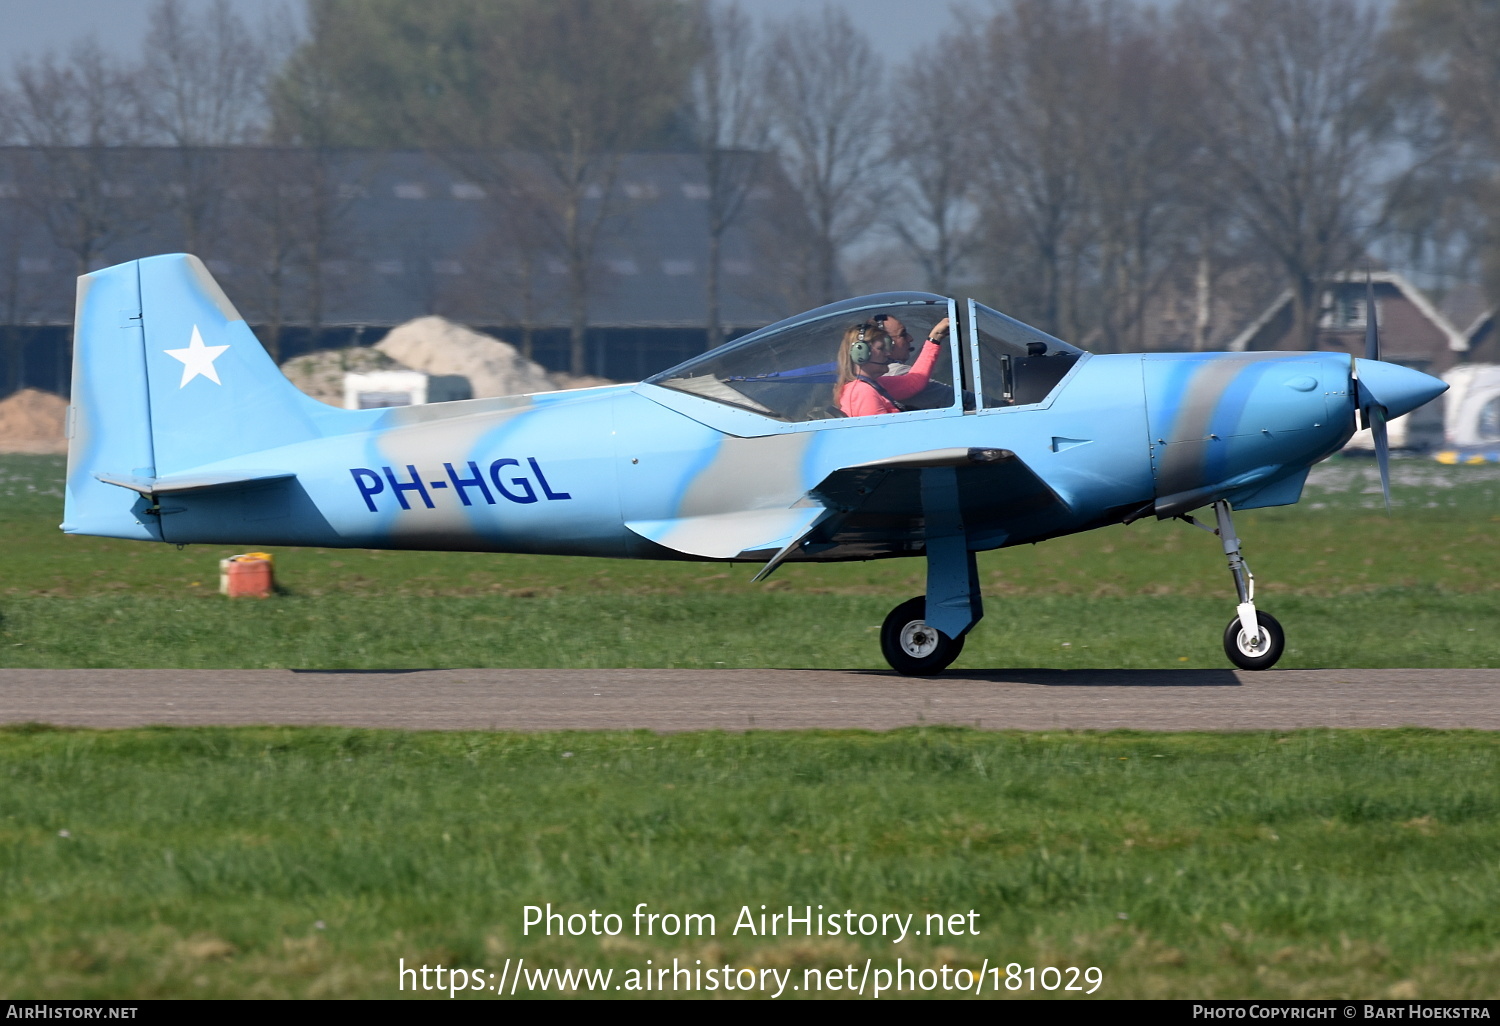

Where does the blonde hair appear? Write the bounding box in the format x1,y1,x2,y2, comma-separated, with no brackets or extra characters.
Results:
833,320,888,407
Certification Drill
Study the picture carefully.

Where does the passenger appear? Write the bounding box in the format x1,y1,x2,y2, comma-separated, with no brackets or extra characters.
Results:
835,317,950,417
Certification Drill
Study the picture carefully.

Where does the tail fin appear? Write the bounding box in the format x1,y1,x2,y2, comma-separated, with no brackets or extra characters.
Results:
64,254,334,538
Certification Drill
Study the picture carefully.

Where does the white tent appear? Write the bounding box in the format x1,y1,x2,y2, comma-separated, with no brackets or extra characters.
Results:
1441,364,1500,448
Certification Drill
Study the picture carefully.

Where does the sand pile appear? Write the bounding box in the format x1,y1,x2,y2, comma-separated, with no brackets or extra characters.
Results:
0,388,68,454
376,317,556,398
280,317,615,406
548,371,617,391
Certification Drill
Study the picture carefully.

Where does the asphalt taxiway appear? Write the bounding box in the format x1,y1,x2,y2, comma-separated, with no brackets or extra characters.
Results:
1,667,1497,731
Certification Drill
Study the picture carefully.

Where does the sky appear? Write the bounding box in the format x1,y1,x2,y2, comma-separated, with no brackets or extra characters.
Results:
0,0,961,75
1,0,284,68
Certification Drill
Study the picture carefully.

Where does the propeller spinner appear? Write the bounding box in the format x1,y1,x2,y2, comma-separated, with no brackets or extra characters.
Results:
1351,276,1447,509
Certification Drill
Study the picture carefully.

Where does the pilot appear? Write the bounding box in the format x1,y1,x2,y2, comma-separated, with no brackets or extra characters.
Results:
875,312,954,408
835,317,950,417
873,313,916,371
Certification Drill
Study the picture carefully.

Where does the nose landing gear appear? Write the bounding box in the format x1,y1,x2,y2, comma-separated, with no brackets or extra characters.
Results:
1224,608,1284,670
1183,499,1285,671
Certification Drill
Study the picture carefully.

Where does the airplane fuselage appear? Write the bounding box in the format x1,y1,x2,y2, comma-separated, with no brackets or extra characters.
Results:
96,350,1356,561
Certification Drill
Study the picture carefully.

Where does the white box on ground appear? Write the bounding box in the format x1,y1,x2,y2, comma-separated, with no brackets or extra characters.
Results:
344,370,428,409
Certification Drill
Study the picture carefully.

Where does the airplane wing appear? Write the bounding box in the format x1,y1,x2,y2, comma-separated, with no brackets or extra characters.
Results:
624,505,829,560
627,447,1071,568
803,447,1071,558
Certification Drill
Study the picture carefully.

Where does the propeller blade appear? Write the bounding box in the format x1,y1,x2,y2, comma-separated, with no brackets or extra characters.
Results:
1365,274,1380,362
1371,404,1391,512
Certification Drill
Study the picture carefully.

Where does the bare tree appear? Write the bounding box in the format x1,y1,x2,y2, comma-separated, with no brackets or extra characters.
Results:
689,3,769,350
2,41,152,388
219,150,305,361
269,0,694,373
218,148,362,361
1383,0,1500,300
1177,0,1394,349
1387,0,1500,157
760,7,888,306
885,37,976,297
406,1,695,375
5,41,150,276
137,0,270,253
140,0,269,146
253,15,374,358
440,180,563,360
267,1,350,152
738,167,825,318
0,152,43,396
490,1,695,375
965,0,1101,341
1084,5,1196,352
435,143,619,377
903,0,1190,345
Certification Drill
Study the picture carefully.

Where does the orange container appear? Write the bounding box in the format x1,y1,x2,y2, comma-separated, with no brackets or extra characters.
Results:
219,552,274,599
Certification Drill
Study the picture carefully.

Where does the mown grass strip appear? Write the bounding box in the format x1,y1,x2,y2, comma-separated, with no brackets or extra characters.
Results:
2,589,1498,669
1,726,1497,998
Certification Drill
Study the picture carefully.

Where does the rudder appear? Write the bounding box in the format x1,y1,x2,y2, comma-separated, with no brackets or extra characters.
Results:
63,260,159,539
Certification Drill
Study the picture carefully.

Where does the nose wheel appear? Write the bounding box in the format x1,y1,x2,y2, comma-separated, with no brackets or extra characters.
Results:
1223,610,1284,670
1181,499,1286,671
881,596,965,676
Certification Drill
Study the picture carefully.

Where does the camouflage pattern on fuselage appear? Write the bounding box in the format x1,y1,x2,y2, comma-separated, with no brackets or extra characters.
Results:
63,255,1440,569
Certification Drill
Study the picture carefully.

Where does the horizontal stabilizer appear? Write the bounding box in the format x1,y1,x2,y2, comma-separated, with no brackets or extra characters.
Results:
626,506,827,559
95,469,297,497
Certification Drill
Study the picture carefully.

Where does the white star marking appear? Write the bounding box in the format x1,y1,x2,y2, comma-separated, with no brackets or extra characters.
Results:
164,325,230,388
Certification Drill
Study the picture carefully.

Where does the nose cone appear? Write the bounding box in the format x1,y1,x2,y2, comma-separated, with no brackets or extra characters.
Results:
1354,359,1448,419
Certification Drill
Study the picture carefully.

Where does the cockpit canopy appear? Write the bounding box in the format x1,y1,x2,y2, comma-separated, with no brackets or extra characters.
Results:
647,292,1085,423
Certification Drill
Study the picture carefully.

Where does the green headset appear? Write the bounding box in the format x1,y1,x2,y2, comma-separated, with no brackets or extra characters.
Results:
850,322,876,365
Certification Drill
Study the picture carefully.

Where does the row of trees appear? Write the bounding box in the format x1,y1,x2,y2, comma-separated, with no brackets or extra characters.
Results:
2,0,1499,379
883,0,1426,352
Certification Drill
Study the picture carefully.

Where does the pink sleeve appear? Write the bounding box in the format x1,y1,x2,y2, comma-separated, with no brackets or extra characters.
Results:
878,340,942,400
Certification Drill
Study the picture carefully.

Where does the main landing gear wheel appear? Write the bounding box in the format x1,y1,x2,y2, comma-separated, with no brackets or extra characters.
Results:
1223,610,1285,671
880,596,964,676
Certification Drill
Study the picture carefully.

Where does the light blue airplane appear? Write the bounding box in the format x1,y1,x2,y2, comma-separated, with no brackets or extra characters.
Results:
62,255,1446,674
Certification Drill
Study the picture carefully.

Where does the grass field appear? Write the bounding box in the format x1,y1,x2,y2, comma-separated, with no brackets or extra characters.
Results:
3,453,1498,669
2,726,1497,1000
3,454,1499,1000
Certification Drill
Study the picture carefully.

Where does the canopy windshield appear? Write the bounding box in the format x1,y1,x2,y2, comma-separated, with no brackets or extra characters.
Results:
966,301,1085,408
647,293,956,423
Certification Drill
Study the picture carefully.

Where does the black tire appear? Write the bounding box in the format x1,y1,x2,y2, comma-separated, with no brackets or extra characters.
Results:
880,596,965,676
1222,610,1285,670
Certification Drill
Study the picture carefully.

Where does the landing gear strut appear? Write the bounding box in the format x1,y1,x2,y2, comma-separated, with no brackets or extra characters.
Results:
879,466,983,676
1184,500,1285,670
